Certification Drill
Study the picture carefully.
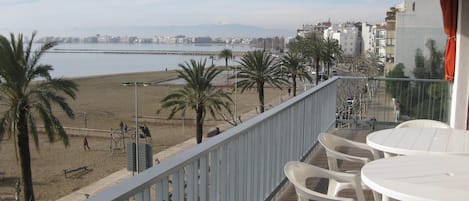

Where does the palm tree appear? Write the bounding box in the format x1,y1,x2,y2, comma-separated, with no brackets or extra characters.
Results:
234,50,287,113
323,37,343,76
160,59,232,144
288,35,325,85
218,49,233,69
0,32,78,201
307,35,325,85
219,49,233,86
281,52,313,96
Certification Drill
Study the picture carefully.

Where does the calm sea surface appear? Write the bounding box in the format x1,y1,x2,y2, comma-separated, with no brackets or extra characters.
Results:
42,43,256,78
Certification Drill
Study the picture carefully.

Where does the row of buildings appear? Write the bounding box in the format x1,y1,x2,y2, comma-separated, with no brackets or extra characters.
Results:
297,0,445,76
35,34,286,47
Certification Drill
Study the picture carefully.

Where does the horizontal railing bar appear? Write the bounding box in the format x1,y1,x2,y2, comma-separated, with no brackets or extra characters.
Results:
337,76,448,83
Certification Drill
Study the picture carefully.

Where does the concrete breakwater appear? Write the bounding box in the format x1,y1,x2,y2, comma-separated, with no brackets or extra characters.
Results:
49,48,247,57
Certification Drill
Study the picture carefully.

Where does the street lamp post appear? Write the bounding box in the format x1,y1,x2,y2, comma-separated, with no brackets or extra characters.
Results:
122,81,150,175
234,65,238,123
134,82,139,174
83,112,87,129
209,55,215,67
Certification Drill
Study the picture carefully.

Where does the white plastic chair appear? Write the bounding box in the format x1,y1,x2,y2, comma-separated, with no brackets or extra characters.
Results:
318,133,380,201
395,119,450,128
284,161,365,201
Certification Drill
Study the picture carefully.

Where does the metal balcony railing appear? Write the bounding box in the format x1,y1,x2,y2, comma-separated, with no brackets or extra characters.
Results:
87,76,450,201
336,77,450,127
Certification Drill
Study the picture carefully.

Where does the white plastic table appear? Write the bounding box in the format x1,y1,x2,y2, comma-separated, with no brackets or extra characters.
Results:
367,128,469,156
361,155,469,201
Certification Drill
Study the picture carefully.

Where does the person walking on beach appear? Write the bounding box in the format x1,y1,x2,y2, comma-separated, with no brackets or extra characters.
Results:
83,136,91,151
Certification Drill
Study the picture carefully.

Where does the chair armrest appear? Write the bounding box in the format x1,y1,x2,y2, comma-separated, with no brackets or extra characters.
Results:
325,148,370,165
340,138,381,160
294,185,355,201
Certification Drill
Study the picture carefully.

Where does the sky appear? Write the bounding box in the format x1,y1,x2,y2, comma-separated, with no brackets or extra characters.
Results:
0,0,403,37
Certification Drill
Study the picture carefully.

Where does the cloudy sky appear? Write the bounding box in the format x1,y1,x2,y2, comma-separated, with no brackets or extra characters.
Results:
0,0,402,36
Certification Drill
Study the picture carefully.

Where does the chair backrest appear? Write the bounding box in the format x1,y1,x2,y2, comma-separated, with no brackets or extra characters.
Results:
284,161,365,201
318,133,377,171
395,119,450,128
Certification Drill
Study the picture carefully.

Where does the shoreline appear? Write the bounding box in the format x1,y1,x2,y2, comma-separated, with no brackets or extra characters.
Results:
49,49,247,57
68,70,172,81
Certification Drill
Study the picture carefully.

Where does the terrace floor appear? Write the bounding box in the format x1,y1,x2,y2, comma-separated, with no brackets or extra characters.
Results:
277,125,395,201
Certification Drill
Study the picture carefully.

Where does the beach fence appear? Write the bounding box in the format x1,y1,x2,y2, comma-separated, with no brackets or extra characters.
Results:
49,110,163,133
36,126,110,138
36,110,129,138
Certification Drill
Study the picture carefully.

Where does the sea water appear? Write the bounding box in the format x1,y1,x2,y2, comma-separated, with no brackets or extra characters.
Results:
41,43,256,78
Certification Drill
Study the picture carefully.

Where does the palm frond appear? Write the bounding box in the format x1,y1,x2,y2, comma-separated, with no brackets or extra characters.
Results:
24,31,36,65
27,64,52,81
38,78,78,99
28,40,57,71
27,113,39,151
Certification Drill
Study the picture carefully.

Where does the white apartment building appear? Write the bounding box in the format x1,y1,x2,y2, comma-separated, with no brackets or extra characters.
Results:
384,6,398,74
371,24,387,64
394,0,446,76
324,22,362,56
298,22,332,38
362,23,373,56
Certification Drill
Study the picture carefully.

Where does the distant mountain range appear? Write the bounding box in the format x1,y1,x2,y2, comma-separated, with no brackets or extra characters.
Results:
74,24,295,38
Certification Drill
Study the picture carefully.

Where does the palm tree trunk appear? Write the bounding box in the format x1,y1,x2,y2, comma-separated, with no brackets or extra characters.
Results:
196,107,204,144
257,82,265,113
327,62,331,77
225,58,229,85
292,75,297,96
315,60,320,85
17,109,35,201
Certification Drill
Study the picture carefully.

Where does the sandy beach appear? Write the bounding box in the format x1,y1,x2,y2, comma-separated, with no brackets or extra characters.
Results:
0,69,286,201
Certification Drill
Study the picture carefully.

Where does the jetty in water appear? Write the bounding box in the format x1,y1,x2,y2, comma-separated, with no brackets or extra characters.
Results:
49,48,247,57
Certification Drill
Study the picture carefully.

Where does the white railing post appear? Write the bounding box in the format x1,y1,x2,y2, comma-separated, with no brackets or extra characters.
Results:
209,149,219,201
199,156,208,201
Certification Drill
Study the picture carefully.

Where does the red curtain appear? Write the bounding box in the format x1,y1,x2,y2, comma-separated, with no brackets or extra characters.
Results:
440,0,458,82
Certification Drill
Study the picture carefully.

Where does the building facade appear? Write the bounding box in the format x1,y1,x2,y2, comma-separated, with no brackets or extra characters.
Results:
394,0,446,77
324,22,362,56
384,6,398,74
362,23,373,56
371,24,387,65
297,21,332,38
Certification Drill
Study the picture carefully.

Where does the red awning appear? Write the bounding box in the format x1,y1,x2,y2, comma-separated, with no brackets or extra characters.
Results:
440,0,458,82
